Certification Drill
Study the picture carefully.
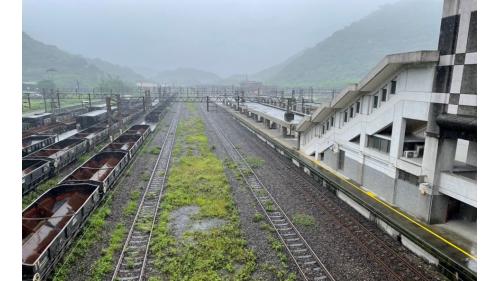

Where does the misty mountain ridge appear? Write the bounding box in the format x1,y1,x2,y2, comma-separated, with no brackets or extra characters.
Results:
22,32,148,89
23,0,442,90
153,68,222,86
255,0,442,89
23,32,224,88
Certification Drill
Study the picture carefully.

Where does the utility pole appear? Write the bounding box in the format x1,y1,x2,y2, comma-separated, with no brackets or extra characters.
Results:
88,92,92,110
27,93,31,110
106,96,112,128
42,88,47,112
56,89,61,110
115,94,121,119
206,96,209,112
50,89,55,113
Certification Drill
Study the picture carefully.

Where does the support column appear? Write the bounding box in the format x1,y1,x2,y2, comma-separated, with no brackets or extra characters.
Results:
429,137,458,223
466,141,477,166
389,114,406,163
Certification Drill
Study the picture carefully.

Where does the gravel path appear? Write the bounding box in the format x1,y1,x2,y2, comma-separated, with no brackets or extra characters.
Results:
206,107,447,281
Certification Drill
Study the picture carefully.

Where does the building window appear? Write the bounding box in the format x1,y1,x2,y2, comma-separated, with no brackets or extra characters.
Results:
366,135,391,153
338,150,345,170
322,125,325,135
320,152,325,161
390,80,397,94
373,95,379,109
381,88,387,102
350,106,354,118
330,116,334,127
326,121,329,130
356,101,361,113
344,111,348,122
398,170,419,186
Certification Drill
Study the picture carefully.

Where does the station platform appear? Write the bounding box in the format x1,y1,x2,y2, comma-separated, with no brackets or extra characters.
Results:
218,103,477,281
243,102,303,126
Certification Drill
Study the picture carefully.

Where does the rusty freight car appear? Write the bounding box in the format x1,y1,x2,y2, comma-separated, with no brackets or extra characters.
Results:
22,135,57,157
22,138,88,194
22,183,101,281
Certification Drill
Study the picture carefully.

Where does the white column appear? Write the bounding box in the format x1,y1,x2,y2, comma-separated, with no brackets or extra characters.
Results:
466,141,477,166
389,104,405,162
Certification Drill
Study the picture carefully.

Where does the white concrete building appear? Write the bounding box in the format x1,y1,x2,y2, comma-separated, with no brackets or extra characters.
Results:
296,0,476,232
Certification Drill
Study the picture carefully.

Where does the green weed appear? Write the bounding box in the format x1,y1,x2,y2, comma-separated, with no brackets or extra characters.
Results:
291,213,315,227
149,111,256,280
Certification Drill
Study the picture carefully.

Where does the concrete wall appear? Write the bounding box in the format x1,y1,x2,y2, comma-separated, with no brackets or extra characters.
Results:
342,155,363,183
362,164,395,203
395,179,431,221
323,149,338,169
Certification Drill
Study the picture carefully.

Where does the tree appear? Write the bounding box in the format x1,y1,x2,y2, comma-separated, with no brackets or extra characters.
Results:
37,79,56,91
97,75,132,93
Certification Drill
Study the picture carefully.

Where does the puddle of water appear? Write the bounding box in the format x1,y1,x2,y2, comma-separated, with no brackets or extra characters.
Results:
169,205,227,239
190,218,226,232
169,206,200,238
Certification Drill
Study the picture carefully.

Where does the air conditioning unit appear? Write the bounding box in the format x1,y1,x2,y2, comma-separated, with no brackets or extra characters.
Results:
404,150,417,158
418,182,431,195
331,144,339,153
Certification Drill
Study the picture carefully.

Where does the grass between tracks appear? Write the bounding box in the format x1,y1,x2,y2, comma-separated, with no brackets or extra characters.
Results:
224,154,296,281
149,110,256,280
51,114,167,281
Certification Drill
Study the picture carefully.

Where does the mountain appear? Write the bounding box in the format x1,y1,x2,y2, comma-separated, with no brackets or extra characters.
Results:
260,0,442,89
252,50,307,82
153,68,221,86
88,58,144,84
22,32,145,89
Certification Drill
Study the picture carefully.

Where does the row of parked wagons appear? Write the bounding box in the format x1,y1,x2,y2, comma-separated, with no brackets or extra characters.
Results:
22,109,145,195
22,124,152,281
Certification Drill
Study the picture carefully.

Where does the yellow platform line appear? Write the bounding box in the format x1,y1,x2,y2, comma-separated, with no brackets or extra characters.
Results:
312,159,477,261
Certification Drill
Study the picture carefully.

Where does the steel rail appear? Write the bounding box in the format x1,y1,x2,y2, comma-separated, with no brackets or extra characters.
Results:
220,107,433,281
39,112,166,281
112,104,180,281
202,108,335,281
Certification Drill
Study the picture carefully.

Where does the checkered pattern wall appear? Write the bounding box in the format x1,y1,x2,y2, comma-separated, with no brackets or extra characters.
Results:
433,0,477,116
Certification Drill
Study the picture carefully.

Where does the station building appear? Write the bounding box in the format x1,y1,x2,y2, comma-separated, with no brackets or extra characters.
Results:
296,0,476,239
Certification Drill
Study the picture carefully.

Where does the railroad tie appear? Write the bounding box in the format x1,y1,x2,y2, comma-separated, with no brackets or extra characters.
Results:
116,276,139,280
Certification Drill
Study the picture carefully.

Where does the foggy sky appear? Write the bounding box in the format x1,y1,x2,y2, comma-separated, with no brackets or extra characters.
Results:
23,0,399,77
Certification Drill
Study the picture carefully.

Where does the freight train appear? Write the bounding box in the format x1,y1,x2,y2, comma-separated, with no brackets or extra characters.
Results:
22,123,153,281
145,100,169,123
22,126,109,195
22,106,146,195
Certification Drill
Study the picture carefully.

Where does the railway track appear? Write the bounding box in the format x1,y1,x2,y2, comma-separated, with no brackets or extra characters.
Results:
273,158,431,281
203,108,335,281
218,109,435,281
112,105,180,281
